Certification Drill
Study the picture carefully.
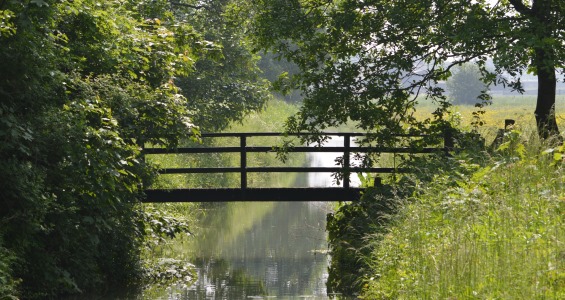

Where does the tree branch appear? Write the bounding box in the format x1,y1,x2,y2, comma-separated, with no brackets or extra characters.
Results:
508,0,533,16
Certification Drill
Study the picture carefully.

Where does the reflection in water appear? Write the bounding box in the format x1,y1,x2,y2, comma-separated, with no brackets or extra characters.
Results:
149,202,332,299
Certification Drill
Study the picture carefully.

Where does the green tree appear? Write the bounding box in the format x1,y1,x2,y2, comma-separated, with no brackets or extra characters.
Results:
446,63,489,105
248,0,565,140
0,0,201,297
171,0,271,132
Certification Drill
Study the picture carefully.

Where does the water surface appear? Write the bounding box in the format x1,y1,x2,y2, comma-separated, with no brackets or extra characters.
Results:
145,201,332,299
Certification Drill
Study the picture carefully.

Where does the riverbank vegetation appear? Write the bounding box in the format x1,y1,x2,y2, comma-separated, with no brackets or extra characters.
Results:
362,132,564,299
0,0,272,298
326,122,565,298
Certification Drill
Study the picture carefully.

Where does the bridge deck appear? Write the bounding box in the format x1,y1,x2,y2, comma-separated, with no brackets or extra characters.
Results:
144,188,364,202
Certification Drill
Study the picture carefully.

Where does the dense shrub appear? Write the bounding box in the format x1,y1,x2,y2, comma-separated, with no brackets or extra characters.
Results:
0,239,19,299
326,185,401,296
0,0,196,298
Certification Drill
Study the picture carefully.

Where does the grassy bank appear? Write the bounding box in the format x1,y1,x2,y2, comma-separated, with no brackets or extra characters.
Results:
361,136,565,299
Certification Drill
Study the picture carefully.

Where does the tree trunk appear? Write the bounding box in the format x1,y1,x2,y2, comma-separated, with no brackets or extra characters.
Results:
534,48,559,139
532,0,559,140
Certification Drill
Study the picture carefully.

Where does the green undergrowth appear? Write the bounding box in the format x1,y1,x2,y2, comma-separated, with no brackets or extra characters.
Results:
360,133,565,299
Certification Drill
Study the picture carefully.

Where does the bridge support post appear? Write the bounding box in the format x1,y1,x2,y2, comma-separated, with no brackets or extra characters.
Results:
443,127,455,154
240,135,247,189
343,134,350,189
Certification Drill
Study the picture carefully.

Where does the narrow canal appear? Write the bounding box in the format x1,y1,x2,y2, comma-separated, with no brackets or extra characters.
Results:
144,137,358,299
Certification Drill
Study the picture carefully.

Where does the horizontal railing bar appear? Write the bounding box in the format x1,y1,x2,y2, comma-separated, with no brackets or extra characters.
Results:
158,167,409,174
144,147,242,154
158,167,240,174
246,167,408,173
197,132,430,138
143,146,443,154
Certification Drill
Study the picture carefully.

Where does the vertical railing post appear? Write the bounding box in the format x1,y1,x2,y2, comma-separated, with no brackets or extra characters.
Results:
343,134,350,189
240,134,247,190
443,127,454,155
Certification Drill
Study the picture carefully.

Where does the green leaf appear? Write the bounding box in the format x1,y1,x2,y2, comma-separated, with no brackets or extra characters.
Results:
516,143,525,160
496,142,510,152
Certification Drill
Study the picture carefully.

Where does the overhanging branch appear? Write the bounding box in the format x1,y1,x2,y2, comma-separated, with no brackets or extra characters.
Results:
508,0,533,16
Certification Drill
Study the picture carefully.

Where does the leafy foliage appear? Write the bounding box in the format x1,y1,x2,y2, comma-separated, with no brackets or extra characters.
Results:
248,0,565,141
0,0,218,298
326,186,400,296
143,258,196,287
0,9,15,37
142,206,192,245
173,0,271,131
0,237,19,299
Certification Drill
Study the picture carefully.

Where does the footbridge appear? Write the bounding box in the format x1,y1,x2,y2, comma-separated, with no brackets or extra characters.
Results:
142,132,452,202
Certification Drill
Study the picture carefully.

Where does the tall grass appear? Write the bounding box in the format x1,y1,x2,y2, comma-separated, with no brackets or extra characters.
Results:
362,136,565,299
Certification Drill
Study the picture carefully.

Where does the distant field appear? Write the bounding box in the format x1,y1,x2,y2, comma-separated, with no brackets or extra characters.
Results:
415,95,565,142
